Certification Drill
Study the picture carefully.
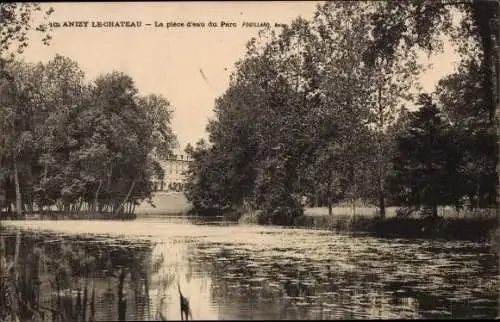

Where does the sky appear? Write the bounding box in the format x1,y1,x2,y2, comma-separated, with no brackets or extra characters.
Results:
21,1,460,150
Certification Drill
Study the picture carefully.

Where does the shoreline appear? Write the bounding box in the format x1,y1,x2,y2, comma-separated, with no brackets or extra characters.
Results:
2,208,498,245
292,213,499,243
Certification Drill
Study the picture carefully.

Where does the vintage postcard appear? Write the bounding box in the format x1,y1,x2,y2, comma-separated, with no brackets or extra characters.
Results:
0,1,498,321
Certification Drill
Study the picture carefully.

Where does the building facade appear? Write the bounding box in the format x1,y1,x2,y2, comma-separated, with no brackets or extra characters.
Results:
152,153,192,192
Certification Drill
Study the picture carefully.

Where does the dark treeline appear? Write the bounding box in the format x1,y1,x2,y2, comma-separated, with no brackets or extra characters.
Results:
184,1,498,225
0,55,177,219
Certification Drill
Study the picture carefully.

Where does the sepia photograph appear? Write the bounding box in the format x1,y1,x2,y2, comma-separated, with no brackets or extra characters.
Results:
0,1,498,320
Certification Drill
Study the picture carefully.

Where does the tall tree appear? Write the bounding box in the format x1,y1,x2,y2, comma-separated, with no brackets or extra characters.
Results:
136,93,177,206
309,1,377,216
0,3,54,216
365,0,499,210
364,49,422,217
32,55,86,212
390,94,458,216
0,60,42,216
436,58,497,207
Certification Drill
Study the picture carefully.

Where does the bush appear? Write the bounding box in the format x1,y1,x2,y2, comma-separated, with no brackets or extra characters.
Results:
258,194,304,226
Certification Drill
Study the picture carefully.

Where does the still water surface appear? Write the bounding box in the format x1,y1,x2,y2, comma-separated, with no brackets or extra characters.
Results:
1,217,498,320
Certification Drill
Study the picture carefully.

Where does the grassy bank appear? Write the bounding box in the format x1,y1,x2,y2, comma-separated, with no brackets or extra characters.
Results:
135,192,191,215
294,206,498,242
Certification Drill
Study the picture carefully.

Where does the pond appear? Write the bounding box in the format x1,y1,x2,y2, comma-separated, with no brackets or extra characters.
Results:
1,217,498,320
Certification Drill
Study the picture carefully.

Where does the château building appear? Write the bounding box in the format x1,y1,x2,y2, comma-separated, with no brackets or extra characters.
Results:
152,152,192,192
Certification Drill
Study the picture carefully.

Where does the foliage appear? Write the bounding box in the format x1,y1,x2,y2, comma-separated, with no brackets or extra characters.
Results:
183,1,497,224
0,56,177,218
0,3,54,59
185,3,381,223
436,58,497,208
388,94,459,215
365,0,499,212
184,140,244,216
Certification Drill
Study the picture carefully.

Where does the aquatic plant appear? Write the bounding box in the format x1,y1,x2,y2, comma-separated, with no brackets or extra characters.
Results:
0,234,98,322
1,233,45,322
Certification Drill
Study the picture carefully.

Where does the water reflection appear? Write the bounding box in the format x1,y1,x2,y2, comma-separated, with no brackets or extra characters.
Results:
1,218,498,320
1,230,156,321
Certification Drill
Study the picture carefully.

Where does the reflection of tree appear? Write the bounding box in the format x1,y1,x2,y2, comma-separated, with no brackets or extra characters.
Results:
1,229,156,321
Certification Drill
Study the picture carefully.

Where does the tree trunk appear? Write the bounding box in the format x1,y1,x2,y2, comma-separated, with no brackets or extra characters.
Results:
352,198,356,220
115,178,137,216
107,166,112,191
377,85,386,218
93,180,102,213
13,159,22,218
26,191,33,215
350,166,356,220
77,198,83,212
379,194,386,218
377,161,386,218
327,168,333,216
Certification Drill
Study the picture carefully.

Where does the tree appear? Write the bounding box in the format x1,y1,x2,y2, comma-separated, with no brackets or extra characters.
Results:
185,0,497,224
0,3,54,216
0,60,42,217
80,72,146,215
31,55,86,212
307,1,378,216
137,93,177,204
185,20,320,223
0,57,177,218
184,139,236,216
389,94,458,216
365,0,499,210
185,2,414,221
0,3,53,59
436,58,497,208
365,53,421,218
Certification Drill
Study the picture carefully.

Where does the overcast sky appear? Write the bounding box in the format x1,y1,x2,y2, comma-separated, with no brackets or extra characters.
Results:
21,2,460,149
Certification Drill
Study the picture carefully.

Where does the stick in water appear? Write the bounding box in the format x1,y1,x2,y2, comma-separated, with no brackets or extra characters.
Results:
177,282,192,320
